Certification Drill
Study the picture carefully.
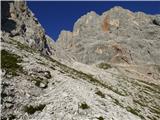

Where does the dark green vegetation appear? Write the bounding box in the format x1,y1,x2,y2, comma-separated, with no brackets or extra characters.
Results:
1,49,22,76
79,102,90,109
31,77,48,89
137,79,160,94
126,106,145,119
108,95,123,107
108,94,146,119
38,70,52,79
4,37,160,119
95,90,105,98
28,71,51,89
9,38,37,53
149,107,160,115
1,114,16,120
24,104,46,114
97,116,104,120
46,56,127,96
97,63,112,70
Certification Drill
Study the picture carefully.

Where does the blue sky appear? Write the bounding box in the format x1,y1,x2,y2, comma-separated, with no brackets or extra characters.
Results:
27,1,160,41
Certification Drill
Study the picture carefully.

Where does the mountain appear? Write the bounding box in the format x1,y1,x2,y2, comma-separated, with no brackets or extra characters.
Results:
55,6,160,65
1,1,160,120
1,1,54,56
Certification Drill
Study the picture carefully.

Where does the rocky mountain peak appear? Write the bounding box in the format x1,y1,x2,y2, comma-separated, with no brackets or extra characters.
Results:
1,2,160,120
107,6,132,13
72,11,100,37
55,6,160,65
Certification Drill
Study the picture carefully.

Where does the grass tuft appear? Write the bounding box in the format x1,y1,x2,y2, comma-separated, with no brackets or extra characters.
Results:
97,116,104,120
1,49,22,76
97,63,112,70
126,106,145,119
32,77,48,89
95,90,105,98
24,104,46,114
79,102,90,109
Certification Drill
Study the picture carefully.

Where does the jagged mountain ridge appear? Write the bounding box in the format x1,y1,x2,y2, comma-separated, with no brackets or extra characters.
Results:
1,1,160,120
55,6,160,65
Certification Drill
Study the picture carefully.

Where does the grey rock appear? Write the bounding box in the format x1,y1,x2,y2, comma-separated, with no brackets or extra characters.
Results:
1,69,6,77
153,15,160,26
39,82,47,88
1,3,160,120
55,6,160,65
5,102,14,109
1,1,54,55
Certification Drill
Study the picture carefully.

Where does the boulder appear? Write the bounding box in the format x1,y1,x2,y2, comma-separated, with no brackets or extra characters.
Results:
153,15,160,26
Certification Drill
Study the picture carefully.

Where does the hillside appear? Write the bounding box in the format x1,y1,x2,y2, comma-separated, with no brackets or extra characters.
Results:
1,1,160,120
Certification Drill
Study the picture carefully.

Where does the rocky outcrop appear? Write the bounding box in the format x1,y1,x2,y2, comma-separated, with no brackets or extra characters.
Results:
1,2,160,120
55,6,160,65
1,1,53,56
153,15,160,26
1,2,54,119
2,35,160,120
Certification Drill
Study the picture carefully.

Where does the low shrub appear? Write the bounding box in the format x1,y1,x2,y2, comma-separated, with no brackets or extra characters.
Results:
97,63,111,70
79,102,90,109
1,49,22,76
24,104,46,114
95,90,105,98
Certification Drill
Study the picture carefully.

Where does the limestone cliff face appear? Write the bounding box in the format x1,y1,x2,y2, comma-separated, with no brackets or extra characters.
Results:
2,2,160,120
1,1,53,55
55,6,160,65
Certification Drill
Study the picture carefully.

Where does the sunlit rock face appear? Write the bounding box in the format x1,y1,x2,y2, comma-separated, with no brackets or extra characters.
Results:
56,6,160,65
1,2,160,120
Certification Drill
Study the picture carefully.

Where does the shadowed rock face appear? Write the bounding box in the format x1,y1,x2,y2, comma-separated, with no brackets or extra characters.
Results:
1,1,53,55
55,6,160,65
153,15,160,26
1,1,17,32
1,2,160,120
